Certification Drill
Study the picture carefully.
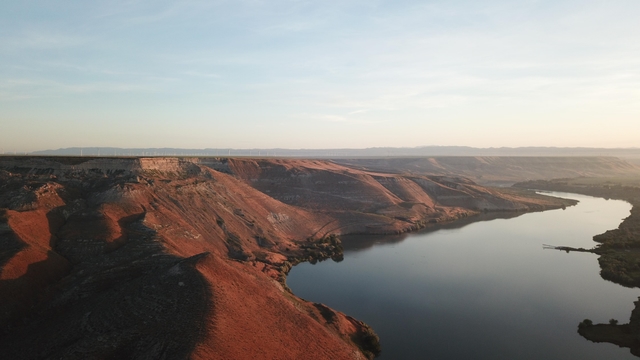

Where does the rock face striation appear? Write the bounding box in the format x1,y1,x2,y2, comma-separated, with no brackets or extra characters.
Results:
0,157,572,359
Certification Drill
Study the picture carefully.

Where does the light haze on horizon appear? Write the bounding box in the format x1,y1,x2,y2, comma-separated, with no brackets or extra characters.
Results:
1,0,639,152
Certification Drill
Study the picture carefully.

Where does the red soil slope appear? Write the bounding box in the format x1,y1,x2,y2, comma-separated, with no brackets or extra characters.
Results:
0,157,573,359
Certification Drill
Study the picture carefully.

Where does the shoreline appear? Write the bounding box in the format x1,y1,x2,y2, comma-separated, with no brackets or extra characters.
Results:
514,179,640,356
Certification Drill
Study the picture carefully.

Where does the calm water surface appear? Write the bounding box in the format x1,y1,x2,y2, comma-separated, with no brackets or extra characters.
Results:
287,192,639,359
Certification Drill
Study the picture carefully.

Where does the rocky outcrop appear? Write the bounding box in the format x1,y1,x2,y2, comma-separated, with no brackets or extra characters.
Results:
0,156,236,178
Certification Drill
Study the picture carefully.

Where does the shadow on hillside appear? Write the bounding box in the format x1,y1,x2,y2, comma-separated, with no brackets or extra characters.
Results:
0,203,212,360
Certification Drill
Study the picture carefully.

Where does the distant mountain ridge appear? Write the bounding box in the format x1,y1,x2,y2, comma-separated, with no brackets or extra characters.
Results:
25,146,640,158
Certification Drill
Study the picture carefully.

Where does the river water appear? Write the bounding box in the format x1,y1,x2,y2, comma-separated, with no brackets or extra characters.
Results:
287,192,639,359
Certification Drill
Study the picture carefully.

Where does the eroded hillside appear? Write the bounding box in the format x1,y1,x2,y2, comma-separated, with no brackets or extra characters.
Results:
336,156,640,186
0,157,573,359
226,158,570,235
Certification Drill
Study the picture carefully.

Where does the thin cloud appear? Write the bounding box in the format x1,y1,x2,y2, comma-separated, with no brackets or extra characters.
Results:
2,0,639,149
260,20,322,34
183,71,221,79
295,113,386,125
0,92,38,101
0,78,158,96
123,7,179,24
1,31,88,50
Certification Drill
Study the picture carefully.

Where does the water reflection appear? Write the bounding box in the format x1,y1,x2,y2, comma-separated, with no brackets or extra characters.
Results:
342,211,525,252
579,297,640,357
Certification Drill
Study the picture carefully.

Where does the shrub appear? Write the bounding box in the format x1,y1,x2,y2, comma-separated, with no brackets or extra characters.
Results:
352,325,381,359
579,319,593,328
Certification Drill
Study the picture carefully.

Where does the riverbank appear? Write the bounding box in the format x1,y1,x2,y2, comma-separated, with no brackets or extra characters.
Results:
514,178,640,356
514,179,640,287
286,190,637,359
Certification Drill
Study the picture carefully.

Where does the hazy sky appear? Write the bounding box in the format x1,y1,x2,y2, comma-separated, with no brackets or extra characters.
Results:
1,0,639,152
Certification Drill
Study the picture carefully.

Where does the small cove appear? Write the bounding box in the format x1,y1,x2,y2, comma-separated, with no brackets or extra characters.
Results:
287,192,639,359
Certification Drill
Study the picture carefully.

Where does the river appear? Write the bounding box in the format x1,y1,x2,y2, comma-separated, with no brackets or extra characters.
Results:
287,192,639,359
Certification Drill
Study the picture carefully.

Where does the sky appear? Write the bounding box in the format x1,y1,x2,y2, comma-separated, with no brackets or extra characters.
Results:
1,0,639,152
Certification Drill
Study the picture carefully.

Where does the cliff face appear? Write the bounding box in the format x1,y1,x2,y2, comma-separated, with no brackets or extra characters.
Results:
0,157,572,359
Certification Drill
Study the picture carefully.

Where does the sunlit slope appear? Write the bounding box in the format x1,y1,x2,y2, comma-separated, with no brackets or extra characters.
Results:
226,158,572,234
